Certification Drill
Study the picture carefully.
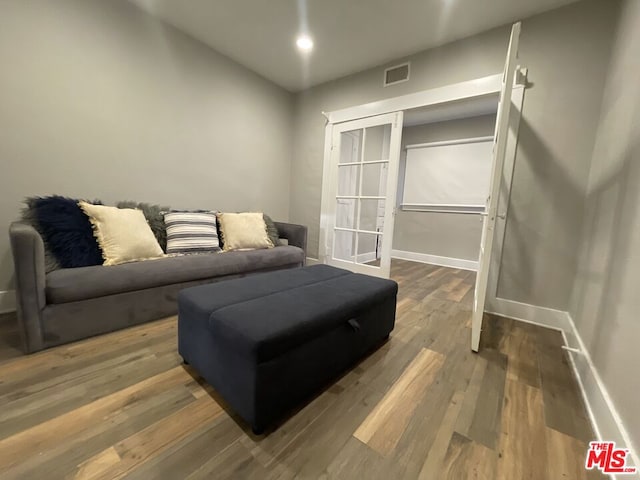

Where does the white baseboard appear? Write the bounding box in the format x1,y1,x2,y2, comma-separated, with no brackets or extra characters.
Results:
391,249,478,271
0,290,16,314
485,297,570,332
356,252,377,264
306,257,321,266
563,313,639,478
305,254,379,265
488,296,638,476
486,296,637,475
320,252,378,265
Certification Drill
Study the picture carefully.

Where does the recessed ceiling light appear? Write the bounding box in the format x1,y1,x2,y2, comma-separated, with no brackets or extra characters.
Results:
296,35,314,52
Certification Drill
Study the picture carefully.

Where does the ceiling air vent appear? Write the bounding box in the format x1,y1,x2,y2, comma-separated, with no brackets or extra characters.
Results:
384,62,410,87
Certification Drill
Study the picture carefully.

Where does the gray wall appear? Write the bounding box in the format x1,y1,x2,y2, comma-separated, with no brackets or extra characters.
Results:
0,0,294,292
569,0,640,455
291,0,619,311
393,114,496,261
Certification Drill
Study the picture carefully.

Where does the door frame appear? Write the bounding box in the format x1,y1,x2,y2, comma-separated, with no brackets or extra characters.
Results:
319,73,526,270
324,111,404,278
324,73,503,124
485,84,526,307
471,22,522,352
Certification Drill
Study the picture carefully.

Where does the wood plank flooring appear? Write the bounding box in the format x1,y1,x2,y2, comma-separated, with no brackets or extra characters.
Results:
0,260,601,479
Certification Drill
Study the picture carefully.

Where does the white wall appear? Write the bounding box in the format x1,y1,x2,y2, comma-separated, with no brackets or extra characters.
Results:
393,114,496,263
569,0,640,460
0,0,294,291
291,0,619,311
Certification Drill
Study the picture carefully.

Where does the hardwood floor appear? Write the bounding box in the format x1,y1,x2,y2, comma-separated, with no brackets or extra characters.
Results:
0,260,602,479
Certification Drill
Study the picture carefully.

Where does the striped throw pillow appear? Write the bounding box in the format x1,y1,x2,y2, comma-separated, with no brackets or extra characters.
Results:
164,211,221,254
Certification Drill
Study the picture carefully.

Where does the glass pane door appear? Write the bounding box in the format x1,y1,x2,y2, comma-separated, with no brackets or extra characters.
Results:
328,112,403,278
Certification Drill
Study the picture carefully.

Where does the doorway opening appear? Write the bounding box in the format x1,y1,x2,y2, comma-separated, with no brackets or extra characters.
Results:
319,23,523,351
392,106,499,272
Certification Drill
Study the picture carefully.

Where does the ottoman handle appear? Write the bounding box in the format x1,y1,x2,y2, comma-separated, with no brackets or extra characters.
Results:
347,318,361,332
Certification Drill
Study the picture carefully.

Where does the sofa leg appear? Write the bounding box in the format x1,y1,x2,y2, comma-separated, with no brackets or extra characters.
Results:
181,358,189,365
252,425,264,436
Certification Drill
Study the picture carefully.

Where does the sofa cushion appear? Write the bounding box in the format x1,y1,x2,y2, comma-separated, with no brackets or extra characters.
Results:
26,196,104,269
117,201,170,252
46,246,305,304
263,214,280,247
79,203,164,266
217,212,273,251
164,211,221,254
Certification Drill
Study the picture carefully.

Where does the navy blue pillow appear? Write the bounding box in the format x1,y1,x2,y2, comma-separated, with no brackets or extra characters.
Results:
32,196,104,268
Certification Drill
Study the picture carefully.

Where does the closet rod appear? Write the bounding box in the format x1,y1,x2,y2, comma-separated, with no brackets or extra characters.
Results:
401,209,486,215
400,204,486,215
405,136,494,150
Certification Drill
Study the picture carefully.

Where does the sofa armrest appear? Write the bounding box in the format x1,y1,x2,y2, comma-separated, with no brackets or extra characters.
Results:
274,222,308,255
9,222,46,353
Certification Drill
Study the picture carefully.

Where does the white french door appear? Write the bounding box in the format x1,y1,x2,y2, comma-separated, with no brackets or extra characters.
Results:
325,112,403,278
471,22,521,352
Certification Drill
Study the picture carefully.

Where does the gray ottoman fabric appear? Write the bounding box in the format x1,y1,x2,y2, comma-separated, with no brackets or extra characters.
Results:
178,264,398,433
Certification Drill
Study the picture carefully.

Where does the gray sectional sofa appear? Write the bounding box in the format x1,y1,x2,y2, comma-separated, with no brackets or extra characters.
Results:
9,221,307,353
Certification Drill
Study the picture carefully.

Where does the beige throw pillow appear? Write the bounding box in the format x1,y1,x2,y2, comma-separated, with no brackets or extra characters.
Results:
218,212,274,252
79,202,164,266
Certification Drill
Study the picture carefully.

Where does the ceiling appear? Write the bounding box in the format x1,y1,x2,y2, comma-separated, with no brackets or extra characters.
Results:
129,0,578,92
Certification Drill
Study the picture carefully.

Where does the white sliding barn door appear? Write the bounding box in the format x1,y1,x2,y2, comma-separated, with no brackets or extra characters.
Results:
472,23,521,352
325,112,403,278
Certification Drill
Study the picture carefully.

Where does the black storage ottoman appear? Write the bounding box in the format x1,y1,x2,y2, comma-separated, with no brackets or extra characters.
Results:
178,264,398,434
